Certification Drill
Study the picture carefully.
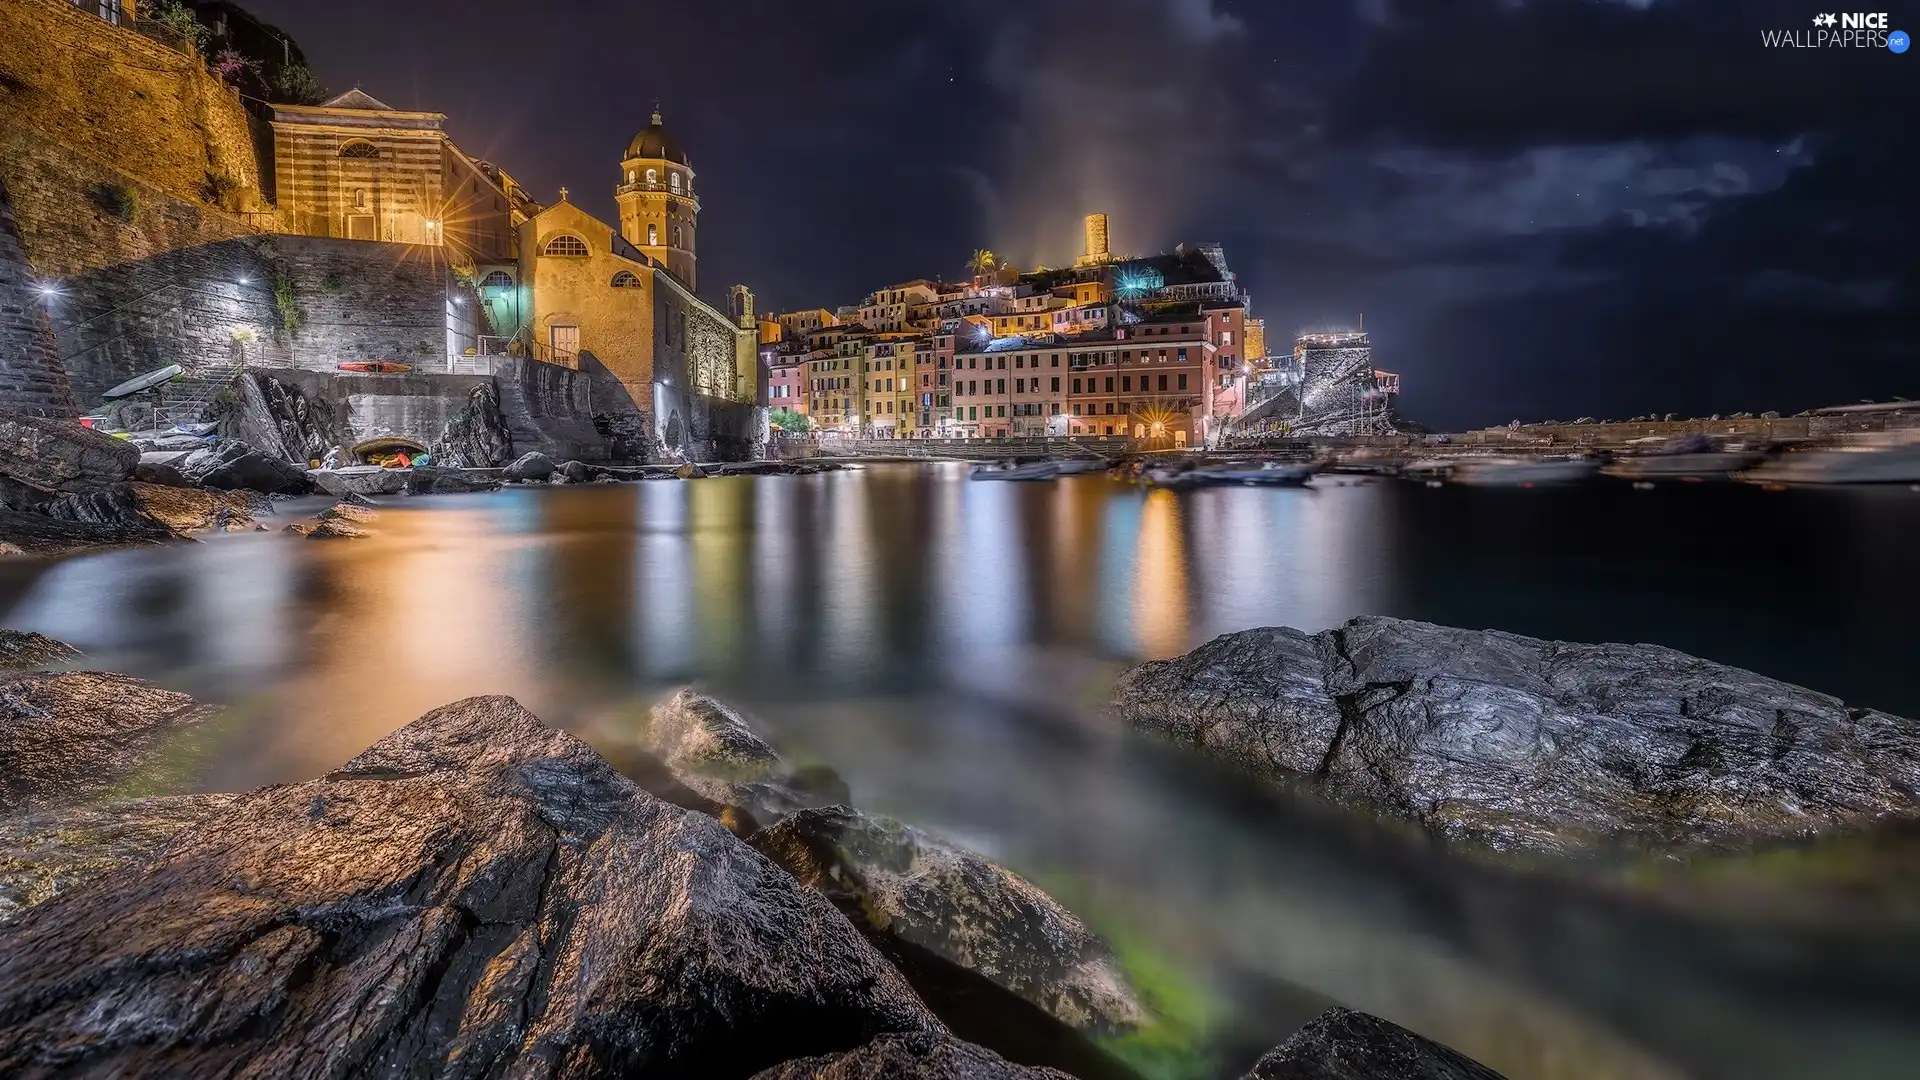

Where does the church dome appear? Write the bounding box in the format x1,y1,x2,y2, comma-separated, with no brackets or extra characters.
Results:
625,107,688,165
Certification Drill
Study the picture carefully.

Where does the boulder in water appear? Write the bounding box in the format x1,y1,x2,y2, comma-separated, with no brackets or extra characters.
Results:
504,450,558,482
46,482,264,537
0,629,81,672
1242,1007,1508,1079
405,465,502,495
752,805,1144,1035
557,459,594,484
0,696,940,1077
0,409,139,492
178,438,310,495
285,502,379,539
0,666,221,814
309,465,408,498
1112,616,1920,854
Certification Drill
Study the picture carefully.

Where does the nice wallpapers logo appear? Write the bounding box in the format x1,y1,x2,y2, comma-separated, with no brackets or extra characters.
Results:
1762,12,1909,49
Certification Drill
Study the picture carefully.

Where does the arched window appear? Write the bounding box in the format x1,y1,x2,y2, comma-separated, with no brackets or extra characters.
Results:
672,225,682,248
669,172,682,193
645,168,657,184
611,271,642,288
626,168,635,182
339,140,380,159
543,234,589,257
352,188,367,209
647,224,658,246
480,271,514,288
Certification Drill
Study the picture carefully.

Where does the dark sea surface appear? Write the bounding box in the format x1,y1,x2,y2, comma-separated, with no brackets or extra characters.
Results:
3,464,1917,1080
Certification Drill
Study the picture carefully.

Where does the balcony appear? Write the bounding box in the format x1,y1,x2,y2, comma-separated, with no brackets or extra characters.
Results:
614,180,700,210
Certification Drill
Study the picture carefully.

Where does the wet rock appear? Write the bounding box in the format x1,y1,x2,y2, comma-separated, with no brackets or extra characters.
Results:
0,629,81,672
0,696,938,1077
504,450,557,482
754,1031,1073,1079
753,806,1144,1035
285,502,379,539
0,409,139,492
405,464,502,495
0,670,220,814
1113,616,1920,854
1243,1007,1507,1080
47,482,264,537
178,438,310,495
433,382,513,468
642,690,847,823
558,459,593,484
309,464,408,497
0,795,235,926
0,507,165,557
134,450,195,487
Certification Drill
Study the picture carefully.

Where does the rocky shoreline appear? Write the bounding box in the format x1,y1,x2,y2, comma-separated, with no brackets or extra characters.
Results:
0,406,844,559
0,629,1513,1079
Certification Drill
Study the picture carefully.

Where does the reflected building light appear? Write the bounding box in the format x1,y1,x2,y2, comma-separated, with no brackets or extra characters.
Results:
636,482,696,679
1133,489,1191,659
820,470,877,678
690,479,750,672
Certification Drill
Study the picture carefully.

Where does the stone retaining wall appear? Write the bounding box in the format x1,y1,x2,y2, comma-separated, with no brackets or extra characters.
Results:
0,176,76,417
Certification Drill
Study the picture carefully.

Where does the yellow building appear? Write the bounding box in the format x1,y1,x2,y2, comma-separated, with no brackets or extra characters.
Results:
516,194,654,402
1245,317,1268,364
615,107,698,290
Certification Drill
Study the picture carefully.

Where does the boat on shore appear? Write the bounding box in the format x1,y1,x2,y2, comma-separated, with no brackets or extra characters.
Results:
1450,457,1601,487
969,458,1110,481
337,361,414,374
1144,462,1318,489
1740,440,1920,485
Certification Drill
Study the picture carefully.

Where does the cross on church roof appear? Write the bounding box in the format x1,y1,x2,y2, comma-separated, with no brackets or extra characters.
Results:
559,186,569,201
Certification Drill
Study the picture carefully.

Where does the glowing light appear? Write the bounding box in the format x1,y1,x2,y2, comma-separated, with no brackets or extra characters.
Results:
425,220,439,230
36,284,57,298
237,276,250,285
1115,268,1164,299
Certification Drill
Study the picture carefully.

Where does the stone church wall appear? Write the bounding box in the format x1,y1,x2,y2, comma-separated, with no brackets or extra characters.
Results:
0,176,78,417
494,357,614,463
0,0,268,214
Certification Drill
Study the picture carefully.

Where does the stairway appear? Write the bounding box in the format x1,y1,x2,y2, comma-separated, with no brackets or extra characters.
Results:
160,364,242,425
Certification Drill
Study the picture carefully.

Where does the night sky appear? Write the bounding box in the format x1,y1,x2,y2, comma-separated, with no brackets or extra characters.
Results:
238,0,1915,429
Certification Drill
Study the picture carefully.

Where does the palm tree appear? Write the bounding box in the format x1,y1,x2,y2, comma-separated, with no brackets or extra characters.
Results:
967,249,997,281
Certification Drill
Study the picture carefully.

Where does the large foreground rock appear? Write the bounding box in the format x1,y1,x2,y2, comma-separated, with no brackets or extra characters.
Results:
0,795,235,925
1243,1007,1507,1079
0,696,942,1077
754,806,1144,1036
0,409,138,492
0,668,220,814
0,507,163,556
1113,616,1920,854
179,437,310,495
754,1031,1073,1079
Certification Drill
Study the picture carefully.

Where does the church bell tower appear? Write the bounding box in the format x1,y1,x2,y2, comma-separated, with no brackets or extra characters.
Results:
615,105,699,290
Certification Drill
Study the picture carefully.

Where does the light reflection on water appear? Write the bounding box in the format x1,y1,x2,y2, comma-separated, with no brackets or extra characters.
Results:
2,465,1919,1080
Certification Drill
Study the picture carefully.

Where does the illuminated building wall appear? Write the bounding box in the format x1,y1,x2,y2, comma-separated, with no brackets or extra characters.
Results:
614,108,699,291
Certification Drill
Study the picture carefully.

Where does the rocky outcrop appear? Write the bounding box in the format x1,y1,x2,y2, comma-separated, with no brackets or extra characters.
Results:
504,450,557,482
285,502,379,540
753,806,1145,1036
45,482,265,537
0,696,942,1078
0,409,138,492
753,1031,1074,1079
178,438,311,495
0,507,163,556
217,372,339,465
309,465,409,498
0,795,235,926
0,629,81,672
1243,1007,1507,1080
406,465,503,495
434,381,513,468
1112,617,1920,854
0,668,220,814
133,451,194,487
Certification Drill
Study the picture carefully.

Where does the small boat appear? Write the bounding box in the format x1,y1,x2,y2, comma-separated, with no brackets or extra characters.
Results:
1740,441,1920,485
1451,457,1600,487
969,461,1062,481
1145,462,1317,489
337,361,414,374
1603,452,1763,481
102,364,184,400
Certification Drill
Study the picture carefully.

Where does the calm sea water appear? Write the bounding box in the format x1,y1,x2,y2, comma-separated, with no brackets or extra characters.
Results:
3,465,1917,1080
